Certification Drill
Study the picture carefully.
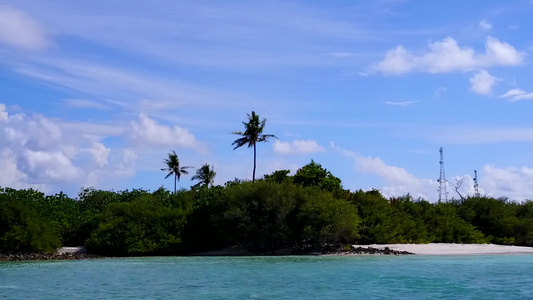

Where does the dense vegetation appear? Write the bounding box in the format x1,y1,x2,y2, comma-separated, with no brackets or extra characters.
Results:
1,160,533,256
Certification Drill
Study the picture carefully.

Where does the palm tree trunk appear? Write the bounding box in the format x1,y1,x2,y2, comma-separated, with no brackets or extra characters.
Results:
253,143,257,182
174,174,177,194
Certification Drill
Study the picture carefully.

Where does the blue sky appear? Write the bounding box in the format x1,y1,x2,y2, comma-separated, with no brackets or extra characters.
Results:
1,0,533,201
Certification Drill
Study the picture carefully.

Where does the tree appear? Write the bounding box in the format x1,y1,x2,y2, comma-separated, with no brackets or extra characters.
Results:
264,170,291,184
452,176,466,200
293,160,342,192
232,111,277,182
191,164,216,187
161,151,192,194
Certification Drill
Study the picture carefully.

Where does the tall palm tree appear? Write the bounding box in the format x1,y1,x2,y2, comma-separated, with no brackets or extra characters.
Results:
232,111,276,182
191,164,216,187
161,150,192,194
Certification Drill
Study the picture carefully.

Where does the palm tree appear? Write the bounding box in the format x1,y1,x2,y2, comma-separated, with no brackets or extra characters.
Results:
161,150,192,194
232,111,276,182
191,164,216,187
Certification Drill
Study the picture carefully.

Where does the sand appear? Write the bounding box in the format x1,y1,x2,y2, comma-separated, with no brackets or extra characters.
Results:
56,244,533,256
365,243,533,255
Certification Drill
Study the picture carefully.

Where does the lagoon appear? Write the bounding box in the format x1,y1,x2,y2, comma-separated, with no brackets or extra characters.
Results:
1,255,533,299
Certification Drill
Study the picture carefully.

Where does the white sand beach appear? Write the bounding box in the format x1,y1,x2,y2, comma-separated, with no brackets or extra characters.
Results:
365,243,533,255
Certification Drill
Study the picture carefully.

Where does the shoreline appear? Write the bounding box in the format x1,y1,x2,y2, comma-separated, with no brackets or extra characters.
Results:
363,243,533,255
3,243,533,261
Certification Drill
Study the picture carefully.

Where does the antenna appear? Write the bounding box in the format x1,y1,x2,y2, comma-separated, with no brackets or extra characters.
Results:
473,170,480,197
437,147,448,203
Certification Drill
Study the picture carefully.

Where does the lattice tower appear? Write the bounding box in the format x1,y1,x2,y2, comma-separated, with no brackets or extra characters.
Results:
474,170,480,197
437,147,448,203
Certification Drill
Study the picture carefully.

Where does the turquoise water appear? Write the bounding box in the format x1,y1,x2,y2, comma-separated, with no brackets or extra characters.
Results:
1,255,533,299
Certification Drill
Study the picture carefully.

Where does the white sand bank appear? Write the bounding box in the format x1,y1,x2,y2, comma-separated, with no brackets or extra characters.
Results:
365,243,533,255
57,246,87,255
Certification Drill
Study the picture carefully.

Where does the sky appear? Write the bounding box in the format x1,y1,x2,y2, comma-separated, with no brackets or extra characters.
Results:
1,0,533,201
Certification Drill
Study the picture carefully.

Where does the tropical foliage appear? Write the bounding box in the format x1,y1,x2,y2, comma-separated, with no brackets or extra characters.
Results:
2,160,533,256
191,164,216,187
232,111,276,182
161,150,192,194
1,110,531,256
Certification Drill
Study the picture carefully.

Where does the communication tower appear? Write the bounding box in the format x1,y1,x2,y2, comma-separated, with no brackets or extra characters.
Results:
437,147,448,203
473,170,480,197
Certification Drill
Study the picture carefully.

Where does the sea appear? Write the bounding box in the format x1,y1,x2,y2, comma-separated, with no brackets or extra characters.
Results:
1,255,532,299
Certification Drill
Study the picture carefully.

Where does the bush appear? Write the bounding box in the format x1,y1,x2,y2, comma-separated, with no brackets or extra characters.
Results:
221,181,359,250
86,195,187,256
0,189,60,253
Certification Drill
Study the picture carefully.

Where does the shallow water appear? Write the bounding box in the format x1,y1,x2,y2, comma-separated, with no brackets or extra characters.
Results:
1,255,532,299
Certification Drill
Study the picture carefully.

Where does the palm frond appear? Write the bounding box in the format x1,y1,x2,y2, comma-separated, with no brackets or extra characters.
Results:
232,137,249,149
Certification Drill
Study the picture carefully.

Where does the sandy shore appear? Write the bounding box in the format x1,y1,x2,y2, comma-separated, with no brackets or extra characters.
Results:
365,243,533,255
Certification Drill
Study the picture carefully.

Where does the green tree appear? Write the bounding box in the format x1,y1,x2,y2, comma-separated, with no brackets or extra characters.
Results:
0,188,61,253
161,150,192,194
293,160,342,192
264,170,291,184
85,196,187,256
232,111,277,182
191,164,216,187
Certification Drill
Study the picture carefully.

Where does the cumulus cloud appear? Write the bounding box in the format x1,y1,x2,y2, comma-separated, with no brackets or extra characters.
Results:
22,150,83,183
374,37,524,74
333,143,533,201
0,6,48,49
88,142,110,167
128,114,204,151
484,37,523,66
0,104,8,121
481,165,533,200
450,175,481,199
0,103,139,193
479,20,492,31
332,143,437,200
273,139,326,155
500,89,533,101
469,70,498,95
0,148,44,190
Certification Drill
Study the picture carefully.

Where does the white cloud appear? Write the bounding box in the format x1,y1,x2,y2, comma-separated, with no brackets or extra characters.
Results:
469,70,497,95
22,150,83,183
0,6,48,49
0,104,8,121
450,175,481,199
333,143,533,201
15,58,242,113
500,89,533,101
483,37,523,66
374,45,415,74
0,103,143,193
384,100,417,106
374,37,524,74
332,143,437,200
500,89,527,98
63,99,108,110
0,148,44,191
88,142,110,167
128,114,205,151
273,139,326,155
481,165,533,200
479,20,492,31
